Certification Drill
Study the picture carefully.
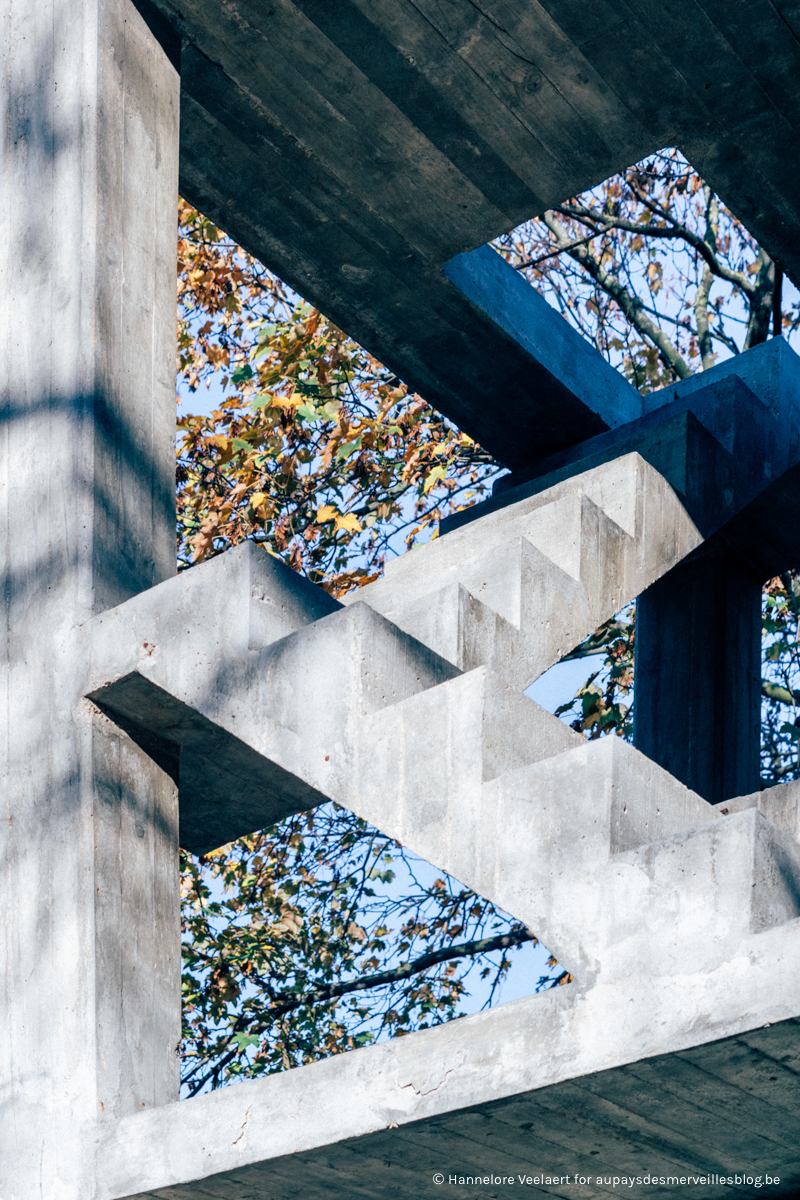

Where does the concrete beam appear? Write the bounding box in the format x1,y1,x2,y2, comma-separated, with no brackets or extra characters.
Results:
442,245,641,439
87,451,701,854
445,340,798,548
444,342,800,804
634,548,763,804
97,1017,800,1197
94,733,800,1198
125,0,800,470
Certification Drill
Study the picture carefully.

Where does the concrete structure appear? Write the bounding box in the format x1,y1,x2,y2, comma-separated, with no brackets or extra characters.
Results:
5,2,800,1199
1,3,180,1198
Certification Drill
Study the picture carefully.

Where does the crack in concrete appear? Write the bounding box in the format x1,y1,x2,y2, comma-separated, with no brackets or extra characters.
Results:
233,1106,252,1150
399,1067,454,1097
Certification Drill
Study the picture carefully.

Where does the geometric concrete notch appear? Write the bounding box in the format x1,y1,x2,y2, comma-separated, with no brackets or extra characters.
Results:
88,451,703,855
84,453,800,1197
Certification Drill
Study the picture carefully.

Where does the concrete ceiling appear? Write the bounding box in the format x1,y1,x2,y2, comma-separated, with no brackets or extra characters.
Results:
137,0,800,469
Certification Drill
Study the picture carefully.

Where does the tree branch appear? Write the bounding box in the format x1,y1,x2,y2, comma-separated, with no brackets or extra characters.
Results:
694,188,718,371
261,927,536,1019
560,620,631,661
762,679,800,707
554,199,753,294
184,926,536,1095
542,210,691,380
744,247,776,350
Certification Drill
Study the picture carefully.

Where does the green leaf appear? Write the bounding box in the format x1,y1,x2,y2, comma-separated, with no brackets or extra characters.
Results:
232,363,254,384
232,1032,260,1049
336,437,362,461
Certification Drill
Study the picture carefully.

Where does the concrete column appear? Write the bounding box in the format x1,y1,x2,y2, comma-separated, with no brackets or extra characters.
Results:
634,548,762,806
1,2,180,1196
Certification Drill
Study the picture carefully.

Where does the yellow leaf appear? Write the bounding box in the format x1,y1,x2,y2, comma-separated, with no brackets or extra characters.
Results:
316,504,338,523
277,390,302,409
335,513,363,534
250,491,268,509
423,464,447,494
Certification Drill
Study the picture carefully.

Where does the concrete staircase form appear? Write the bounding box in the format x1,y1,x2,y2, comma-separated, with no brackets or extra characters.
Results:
85,407,800,1197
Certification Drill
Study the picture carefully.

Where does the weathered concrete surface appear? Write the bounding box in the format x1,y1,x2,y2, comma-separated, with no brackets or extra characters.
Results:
87,552,579,855
353,452,703,693
0,2,180,1196
87,452,702,852
86,464,800,1199
8,5,800,1196
94,735,800,1199
96,1017,800,1199
443,341,800,803
442,244,642,435
127,0,800,467
635,548,763,803
728,777,800,842
446,340,799,552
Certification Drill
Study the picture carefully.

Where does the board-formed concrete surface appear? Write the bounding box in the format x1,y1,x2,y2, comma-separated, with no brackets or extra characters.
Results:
87,451,702,851
86,448,800,1199
1,3,182,1197
99,1009,800,1200
7,2,800,1197
136,0,800,467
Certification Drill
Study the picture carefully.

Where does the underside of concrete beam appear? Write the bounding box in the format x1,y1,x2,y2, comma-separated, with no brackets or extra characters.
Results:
137,0,800,466
100,972,800,1200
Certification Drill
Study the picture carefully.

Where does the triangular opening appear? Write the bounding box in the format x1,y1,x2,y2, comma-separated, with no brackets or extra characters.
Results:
180,803,567,1097
526,606,634,741
492,146,798,393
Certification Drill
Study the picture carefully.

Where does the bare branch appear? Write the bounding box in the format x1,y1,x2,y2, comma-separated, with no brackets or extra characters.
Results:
773,265,784,337
560,619,630,661
744,248,776,350
694,188,718,371
555,198,754,295
542,210,692,380
257,927,535,1019
185,926,536,1095
512,227,606,270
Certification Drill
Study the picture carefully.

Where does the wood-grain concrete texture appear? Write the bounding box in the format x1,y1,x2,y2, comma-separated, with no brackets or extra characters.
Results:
87,452,701,852
86,452,800,1199
99,1017,800,1200
139,0,800,467
1,1,181,1195
6,2,800,1197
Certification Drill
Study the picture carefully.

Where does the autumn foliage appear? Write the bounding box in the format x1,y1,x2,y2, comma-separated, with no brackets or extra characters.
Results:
176,201,496,595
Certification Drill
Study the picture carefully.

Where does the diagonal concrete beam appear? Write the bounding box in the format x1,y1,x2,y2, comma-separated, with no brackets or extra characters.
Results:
87,449,703,854
438,341,800,803
95,759,800,1199
136,0,800,472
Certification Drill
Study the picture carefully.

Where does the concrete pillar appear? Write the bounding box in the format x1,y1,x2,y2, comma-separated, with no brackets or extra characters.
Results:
634,548,762,806
1,1,180,1196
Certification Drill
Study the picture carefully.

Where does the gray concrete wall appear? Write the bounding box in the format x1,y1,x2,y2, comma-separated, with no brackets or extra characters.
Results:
0,2,180,1195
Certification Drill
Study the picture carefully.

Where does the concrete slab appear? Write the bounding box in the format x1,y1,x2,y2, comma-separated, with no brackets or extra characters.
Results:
96,784,800,1199
136,0,800,466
